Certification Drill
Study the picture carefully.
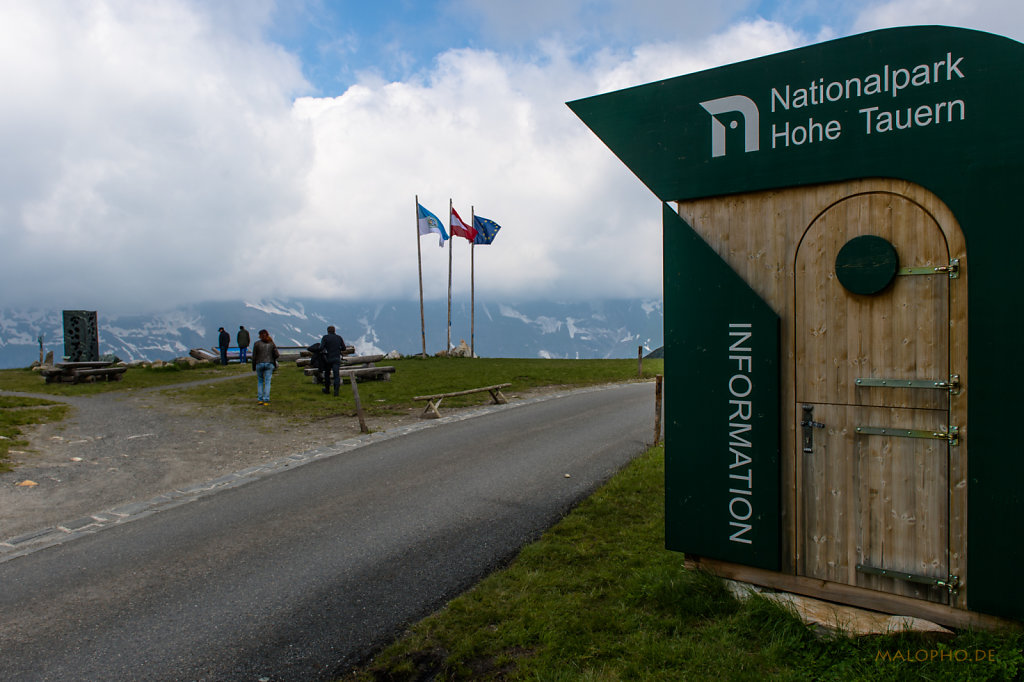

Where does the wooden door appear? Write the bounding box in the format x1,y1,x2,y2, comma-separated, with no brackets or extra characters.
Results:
796,192,954,603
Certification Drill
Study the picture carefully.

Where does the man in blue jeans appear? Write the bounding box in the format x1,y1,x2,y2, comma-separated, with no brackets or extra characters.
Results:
320,325,346,396
237,325,250,363
251,329,279,405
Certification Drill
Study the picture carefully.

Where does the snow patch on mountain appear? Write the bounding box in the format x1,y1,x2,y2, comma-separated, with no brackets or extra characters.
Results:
245,300,309,319
642,300,662,316
499,305,564,335
351,317,385,356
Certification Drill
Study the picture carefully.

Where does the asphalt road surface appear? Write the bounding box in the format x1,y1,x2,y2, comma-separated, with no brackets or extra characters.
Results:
0,383,655,681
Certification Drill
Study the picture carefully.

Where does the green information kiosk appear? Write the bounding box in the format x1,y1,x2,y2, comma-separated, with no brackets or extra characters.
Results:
570,26,1024,627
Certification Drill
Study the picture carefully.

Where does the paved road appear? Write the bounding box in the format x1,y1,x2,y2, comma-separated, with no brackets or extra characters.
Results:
0,383,655,681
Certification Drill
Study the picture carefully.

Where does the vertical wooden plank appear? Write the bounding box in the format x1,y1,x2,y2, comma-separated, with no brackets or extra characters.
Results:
348,373,369,434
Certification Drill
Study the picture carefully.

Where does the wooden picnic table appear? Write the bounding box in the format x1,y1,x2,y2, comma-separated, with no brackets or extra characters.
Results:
41,361,128,384
299,351,394,384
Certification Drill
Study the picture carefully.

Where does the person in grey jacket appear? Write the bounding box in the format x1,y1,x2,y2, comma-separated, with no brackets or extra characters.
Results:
251,329,280,405
237,326,251,363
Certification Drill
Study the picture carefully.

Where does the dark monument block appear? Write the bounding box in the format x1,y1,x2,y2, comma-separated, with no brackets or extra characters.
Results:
63,310,99,362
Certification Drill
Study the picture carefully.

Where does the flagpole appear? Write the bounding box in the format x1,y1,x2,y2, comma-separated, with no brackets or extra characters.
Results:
447,198,453,355
470,205,475,359
416,195,426,358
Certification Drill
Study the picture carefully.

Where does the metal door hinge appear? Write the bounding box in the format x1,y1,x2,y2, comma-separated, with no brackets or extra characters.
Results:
898,258,960,279
854,425,959,446
857,564,960,595
855,374,961,395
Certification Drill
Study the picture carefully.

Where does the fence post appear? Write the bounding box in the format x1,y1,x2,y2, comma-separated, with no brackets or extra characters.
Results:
654,374,663,446
348,373,370,433
637,345,643,377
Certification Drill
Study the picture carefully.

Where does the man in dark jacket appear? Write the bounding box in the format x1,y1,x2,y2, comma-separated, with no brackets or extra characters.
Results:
218,327,230,365
237,326,251,363
320,325,346,396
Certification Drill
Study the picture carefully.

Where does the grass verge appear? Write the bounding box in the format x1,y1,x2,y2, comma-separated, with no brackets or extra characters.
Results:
0,362,251,395
163,357,664,422
346,446,1024,681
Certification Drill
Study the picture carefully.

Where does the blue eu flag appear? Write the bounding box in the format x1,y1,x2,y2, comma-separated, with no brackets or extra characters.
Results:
472,216,502,245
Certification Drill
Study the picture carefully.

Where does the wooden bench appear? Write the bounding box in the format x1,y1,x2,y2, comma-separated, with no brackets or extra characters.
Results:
300,353,393,383
305,365,396,383
297,353,378,368
413,383,511,419
41,363,127,384
73,366,127,382
40,367,69,383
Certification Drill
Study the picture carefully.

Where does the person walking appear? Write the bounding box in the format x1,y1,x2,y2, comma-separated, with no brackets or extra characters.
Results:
320,325,346,396
217,327,230,365
251,329,280,405
237,325,251,363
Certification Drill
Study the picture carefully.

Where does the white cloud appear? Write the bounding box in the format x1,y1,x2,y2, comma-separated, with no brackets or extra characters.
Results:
266,20,806,306
592,19,807,93
0,5,805,313
10,1,1019,316
0,1,311,312
852,0,1024,41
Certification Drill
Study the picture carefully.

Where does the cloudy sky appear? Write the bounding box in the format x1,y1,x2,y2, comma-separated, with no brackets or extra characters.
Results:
2,1,1022,314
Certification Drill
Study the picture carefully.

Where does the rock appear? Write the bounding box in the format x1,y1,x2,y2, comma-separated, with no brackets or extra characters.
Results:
449,340,473,358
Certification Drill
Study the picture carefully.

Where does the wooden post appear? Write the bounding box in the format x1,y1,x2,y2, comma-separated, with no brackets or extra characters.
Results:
416,195,426,358
654,374,663,447
637,345,643,377
349,373,369,434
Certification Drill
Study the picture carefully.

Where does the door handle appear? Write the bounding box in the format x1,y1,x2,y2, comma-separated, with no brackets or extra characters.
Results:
801,405,825,453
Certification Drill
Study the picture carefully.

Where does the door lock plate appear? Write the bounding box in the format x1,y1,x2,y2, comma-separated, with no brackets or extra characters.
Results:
801,405,825,453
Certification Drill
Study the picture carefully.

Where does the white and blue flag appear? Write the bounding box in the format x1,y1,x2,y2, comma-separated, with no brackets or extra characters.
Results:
417,203,449,247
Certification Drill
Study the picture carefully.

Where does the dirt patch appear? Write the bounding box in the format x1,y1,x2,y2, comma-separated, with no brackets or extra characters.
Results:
0,379,422,539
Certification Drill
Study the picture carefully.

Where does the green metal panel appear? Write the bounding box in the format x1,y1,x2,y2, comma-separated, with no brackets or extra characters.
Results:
570,26,1024,620
664,205,780,569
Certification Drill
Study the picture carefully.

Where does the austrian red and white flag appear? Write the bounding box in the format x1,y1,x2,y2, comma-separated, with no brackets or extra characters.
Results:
450,207,478,242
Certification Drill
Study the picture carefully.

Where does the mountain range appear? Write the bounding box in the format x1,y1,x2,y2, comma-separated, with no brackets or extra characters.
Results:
0,298,664,369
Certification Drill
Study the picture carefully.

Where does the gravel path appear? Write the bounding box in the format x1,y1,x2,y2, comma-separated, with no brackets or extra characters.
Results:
0,376,422,540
